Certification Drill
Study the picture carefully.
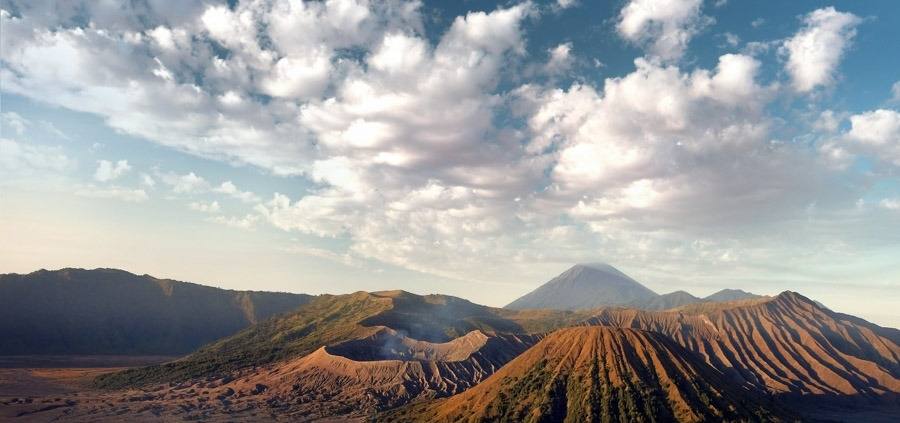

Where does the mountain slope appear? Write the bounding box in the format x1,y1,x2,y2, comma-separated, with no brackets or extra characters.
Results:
0,268,312,355
95,290,580,388
585,291,900,403
703,288,762,302
632,290,704,310
53,329,542,421
388,327,790,422
505,263,658,310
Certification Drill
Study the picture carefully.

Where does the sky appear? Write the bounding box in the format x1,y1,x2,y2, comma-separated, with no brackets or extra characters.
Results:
1,0,898,327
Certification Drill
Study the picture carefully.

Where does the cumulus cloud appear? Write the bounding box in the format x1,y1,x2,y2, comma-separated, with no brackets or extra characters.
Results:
782,7,861,92
213,181,260,203
1,0,896,292
159,171,210,193
544,42,574,75
515,53,829,234
846,109,900,166
94,159,131,182
617,0,708,61
891,81,900,103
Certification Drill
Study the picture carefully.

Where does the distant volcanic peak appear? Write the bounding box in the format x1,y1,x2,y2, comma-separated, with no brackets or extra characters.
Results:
505,263,658,311
391,326,790,422
704,288,762,302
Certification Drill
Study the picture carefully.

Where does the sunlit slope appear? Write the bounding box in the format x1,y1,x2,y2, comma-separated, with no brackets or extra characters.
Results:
388,327,791,422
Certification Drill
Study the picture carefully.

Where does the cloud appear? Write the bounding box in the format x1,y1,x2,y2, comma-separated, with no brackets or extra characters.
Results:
75,185,148,202
616,0,708,61
140,173,156,188
94,159,131,182
188,200,221,213
846,109,900,166
0,138,73,174
209,213,259,229
0,1,425,176
782,7,861,92
891,81,900,103
1,112,29,135
516,53,826,233
544,42,574,75
213,181,259,203
159,171,210,193
881,198,900,211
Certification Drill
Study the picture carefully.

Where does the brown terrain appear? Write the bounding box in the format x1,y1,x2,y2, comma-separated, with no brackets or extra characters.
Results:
0,356,175,422
0,330,539,421
1,289,897,422
387,327,792,422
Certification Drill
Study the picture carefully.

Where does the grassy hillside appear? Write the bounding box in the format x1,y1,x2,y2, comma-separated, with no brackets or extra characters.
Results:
96,290,589,388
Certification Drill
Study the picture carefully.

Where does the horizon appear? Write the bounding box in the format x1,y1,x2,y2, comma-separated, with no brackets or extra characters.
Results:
2,0,899,329
6,264,894,329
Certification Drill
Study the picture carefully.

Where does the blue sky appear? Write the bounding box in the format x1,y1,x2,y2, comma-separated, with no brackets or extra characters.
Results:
1,0,898,326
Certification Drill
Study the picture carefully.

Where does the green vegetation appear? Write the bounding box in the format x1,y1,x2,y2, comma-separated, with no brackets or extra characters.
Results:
95,291,390,388
95,289,588,389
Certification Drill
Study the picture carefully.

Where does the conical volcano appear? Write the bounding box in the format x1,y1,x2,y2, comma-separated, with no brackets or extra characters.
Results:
505,263,658,310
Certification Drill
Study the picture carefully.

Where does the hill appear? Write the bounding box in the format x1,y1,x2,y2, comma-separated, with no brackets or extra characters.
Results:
388,327,791,422
703,288,762,302
585,291,900,410
505,263,658,310
0,268,312,355
95,290,584,388
631,290,704,310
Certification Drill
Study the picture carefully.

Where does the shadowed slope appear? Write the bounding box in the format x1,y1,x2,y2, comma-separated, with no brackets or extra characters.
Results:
0,268,311,356
388,327,790,422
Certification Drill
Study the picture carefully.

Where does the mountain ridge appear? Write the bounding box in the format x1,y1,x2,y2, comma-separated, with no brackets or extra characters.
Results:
0,268,313,355
506,263,763,311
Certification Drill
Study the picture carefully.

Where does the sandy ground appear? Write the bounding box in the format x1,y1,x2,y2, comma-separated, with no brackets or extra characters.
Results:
0,355,177,422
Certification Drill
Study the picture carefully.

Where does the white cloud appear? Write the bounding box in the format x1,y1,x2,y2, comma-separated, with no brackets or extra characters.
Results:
1,112,29,136
93,159,131,182
0,138,73,174
556,0,578,10
891,81,900,103
159,171,210,193
617,0,708,61
880,198,900,211
722,32,739,47
814,109,843,133
140,173,156,187
846,109,900,166
75,185,148,202
782,7,861,92
544,42,574,75
189,200,221,213
213,181,260,203
209,213,259,229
